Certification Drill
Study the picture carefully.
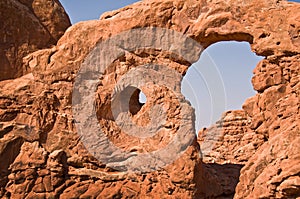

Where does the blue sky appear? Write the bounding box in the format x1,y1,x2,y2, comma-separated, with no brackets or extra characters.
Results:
60,0,296,131
60,0,140,24
182,42,263,130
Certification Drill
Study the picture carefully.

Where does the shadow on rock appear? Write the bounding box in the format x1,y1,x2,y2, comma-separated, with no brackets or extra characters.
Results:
201,163,244,199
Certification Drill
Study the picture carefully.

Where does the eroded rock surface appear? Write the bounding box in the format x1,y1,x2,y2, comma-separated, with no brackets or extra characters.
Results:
0,0,71,81
198,110,266,198
0,0,299,198
198,110,266,165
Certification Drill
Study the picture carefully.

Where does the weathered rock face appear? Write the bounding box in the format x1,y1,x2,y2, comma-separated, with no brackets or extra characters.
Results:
0,0,299,198
198,110,266,198
0,0,71,81
236,54,300,198
198,110,266,165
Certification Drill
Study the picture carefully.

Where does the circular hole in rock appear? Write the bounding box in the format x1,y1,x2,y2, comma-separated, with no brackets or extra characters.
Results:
129,89,145,115
139,91,147,104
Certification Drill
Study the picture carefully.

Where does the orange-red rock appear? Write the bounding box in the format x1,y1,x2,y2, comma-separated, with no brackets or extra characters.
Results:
0,0,71,81
0,0,299,198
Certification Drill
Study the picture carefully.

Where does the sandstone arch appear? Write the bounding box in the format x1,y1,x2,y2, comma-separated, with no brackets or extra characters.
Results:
0,0,299,198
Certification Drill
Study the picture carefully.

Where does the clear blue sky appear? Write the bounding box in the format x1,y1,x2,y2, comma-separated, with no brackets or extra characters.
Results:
60,0,141,24
60,0,297,131
182,42,263,130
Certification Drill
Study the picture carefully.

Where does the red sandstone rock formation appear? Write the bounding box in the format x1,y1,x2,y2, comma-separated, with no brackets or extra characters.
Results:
0,0,71,81
0,0,299,198
198,110,266,165
198,110,266,198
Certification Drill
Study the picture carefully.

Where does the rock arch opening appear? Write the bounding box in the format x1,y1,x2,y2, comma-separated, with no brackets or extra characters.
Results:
138,91,147,104
182,41,264,132
129,88,145,115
